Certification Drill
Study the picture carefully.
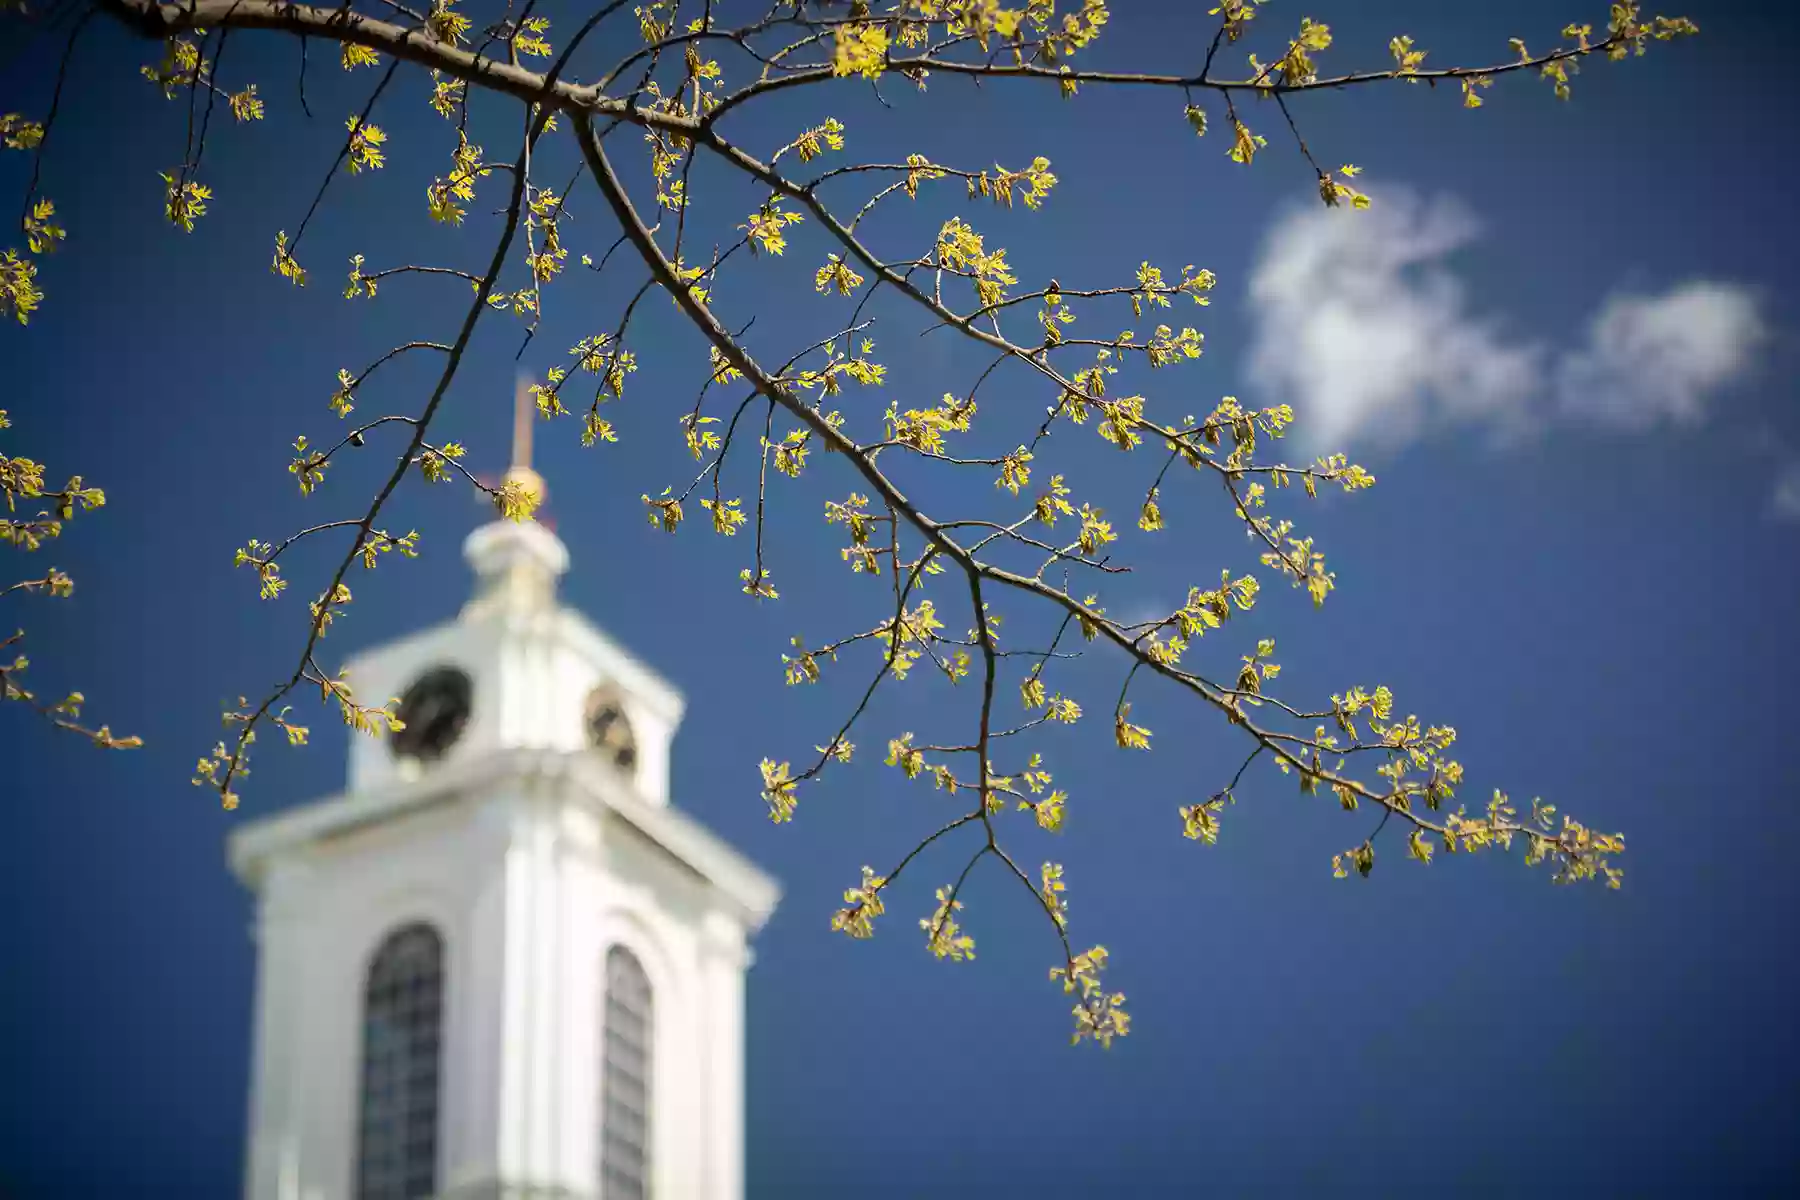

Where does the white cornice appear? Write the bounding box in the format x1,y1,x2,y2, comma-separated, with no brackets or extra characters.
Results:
228,747,778,929
565,753,778,932
226,753,507,887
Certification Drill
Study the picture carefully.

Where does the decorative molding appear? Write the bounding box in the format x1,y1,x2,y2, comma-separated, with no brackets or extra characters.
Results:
233,748,779,933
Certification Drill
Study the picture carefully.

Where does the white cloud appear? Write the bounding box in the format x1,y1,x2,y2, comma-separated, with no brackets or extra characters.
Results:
1245,192,1540,456
1557,282,1767,430
1243,187,1766,455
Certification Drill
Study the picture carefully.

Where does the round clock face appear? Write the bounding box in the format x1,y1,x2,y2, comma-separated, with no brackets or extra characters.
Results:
391,666,473,763
585,690,637,773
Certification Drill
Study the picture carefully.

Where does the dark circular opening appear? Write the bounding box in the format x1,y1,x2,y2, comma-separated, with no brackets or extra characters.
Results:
390,666,474,763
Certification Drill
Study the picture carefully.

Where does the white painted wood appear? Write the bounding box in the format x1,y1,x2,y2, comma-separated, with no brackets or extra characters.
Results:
233,517,778,1200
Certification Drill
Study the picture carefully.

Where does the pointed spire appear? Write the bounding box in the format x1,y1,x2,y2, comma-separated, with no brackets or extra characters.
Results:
511,371,534,470
504,372,547,512
461,375,567,621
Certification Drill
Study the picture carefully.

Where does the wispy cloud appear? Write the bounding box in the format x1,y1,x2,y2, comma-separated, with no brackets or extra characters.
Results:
1556,282,1767,430
1245,192,1539,455
1243,187,1767,458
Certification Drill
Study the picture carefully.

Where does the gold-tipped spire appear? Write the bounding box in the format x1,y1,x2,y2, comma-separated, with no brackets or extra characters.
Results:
504,372,546,511
462,374,566,618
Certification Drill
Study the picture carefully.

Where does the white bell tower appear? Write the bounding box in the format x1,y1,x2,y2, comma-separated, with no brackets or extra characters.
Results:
229,381,779,1200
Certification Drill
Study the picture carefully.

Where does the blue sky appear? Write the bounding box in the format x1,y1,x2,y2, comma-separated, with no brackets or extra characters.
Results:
3,1,1797,1195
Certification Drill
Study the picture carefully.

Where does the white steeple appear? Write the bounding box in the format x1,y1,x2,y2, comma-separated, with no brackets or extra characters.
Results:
228,382,778,1200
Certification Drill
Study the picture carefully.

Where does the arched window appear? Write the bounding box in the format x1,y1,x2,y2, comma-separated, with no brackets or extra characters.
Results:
355,923,445,1200
600,945,654,1200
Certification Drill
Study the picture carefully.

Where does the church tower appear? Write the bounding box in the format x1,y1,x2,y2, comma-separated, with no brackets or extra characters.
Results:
228,383,779,1200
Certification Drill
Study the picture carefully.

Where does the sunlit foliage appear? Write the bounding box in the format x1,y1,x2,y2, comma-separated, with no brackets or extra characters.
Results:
0,411,138,750
1,0,1696,1044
